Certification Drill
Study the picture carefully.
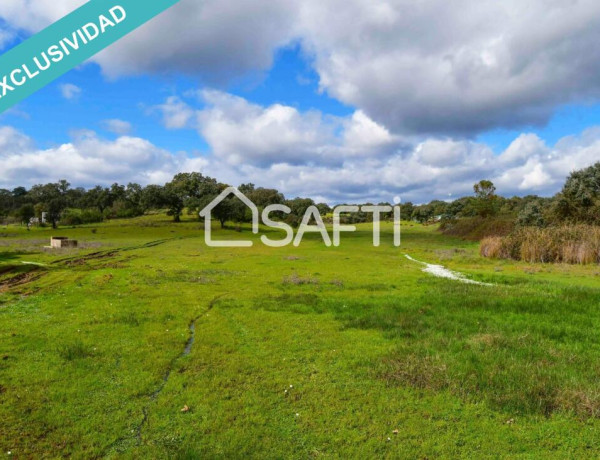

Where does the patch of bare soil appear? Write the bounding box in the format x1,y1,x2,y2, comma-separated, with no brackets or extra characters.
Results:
0,265,19,276
0,268,44,292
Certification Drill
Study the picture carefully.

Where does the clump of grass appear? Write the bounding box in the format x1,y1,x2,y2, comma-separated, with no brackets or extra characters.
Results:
481,225,600,264
383,346,597,418
480,237,503,258
282,273,319,285
383,354,449,390
559,389,600,418
117,311,141,327
57,340,93,361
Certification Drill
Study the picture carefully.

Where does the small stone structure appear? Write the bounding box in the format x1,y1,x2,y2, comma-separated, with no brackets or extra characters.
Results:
50,237,78,249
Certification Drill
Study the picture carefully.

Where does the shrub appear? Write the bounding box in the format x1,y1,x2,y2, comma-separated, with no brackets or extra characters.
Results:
60,209,104,226
440,216,515,241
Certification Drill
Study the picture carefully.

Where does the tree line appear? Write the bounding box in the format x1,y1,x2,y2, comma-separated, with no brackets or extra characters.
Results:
0,173,334,229
1,162,598,229
408,162,600,228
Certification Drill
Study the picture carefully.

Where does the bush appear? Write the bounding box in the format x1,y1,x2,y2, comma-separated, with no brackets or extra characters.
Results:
60,209,104,226
440,216,515,241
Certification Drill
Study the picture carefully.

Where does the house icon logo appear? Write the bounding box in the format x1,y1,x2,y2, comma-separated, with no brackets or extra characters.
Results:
199,187,259,247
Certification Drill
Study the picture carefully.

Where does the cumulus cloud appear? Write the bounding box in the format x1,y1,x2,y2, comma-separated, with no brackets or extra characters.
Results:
5,0,600,136
1,117,599,204
155,90,402,167
148,92,600,203
5,1,600,203
0,128,208,188
101,119,133,135
154,96,195,130
0,0,298,82
0,126,34,156
0,0,84,31
59,83,81,101
297,0,600,136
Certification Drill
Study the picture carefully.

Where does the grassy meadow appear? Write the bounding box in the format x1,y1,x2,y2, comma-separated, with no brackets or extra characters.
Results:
2,215,600,458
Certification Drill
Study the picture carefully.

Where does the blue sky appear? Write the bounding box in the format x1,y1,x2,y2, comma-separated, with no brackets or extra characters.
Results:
4,44,352,154
2,0,600,204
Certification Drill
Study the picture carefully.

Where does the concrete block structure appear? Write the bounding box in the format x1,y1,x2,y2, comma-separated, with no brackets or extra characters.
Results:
50,237,78,249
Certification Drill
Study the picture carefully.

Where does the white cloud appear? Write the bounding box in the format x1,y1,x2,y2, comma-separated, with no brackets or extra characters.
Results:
155,90,401,168
5,0,600,136
298,0,600,135
59,83,81,101
148,92,600,203
4,1,600,203
101,119,133,135
0,126,34,156
0,129,208,188
1,117,599,203
0,27,16,50
154,96,195,130
0,0,84,31
0,0,297,81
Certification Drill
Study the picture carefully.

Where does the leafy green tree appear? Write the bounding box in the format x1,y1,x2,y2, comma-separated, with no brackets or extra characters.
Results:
554,162,600,224
517,200,547,227
316,203,332,216
400,202,415,220
29,182,68,229
285,197,315,227
15,204,35,225
84,186,113,214
473,180,498,217
165,173,220,222
411,205,433,223
0,189,12,220
140,185,165,212
247,188,285,210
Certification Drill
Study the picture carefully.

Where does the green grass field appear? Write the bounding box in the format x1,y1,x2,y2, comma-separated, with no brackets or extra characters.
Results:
2,215,600,458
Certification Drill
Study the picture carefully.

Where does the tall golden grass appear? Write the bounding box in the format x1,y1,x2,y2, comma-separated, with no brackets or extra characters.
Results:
480,225,600,264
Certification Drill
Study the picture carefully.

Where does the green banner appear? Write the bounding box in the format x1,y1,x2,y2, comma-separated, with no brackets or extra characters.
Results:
0,0,181,114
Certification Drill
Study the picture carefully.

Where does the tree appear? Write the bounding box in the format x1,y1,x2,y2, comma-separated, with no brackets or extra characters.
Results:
210,196,241,229
46,199,65,229
316,203,332,216
400,202,415,220
84,186,113,214
517,200,547,227
411,205,433,223
554,162,600,224
285,198,316,227
11,187,27,199
165,173,220,222
473,180,498,218
15,204,35,225
140,185,165,212
0,189,12,220
57,180,71,194
247,188,285,210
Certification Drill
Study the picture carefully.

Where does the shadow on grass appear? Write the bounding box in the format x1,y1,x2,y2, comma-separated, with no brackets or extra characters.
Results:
0,251,29,263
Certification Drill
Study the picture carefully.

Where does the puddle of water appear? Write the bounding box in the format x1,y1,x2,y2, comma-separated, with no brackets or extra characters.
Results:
405,254,493,286
184,321,196,355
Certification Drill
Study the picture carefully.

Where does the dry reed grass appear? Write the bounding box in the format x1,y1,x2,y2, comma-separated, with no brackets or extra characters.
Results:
480,225,600,264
